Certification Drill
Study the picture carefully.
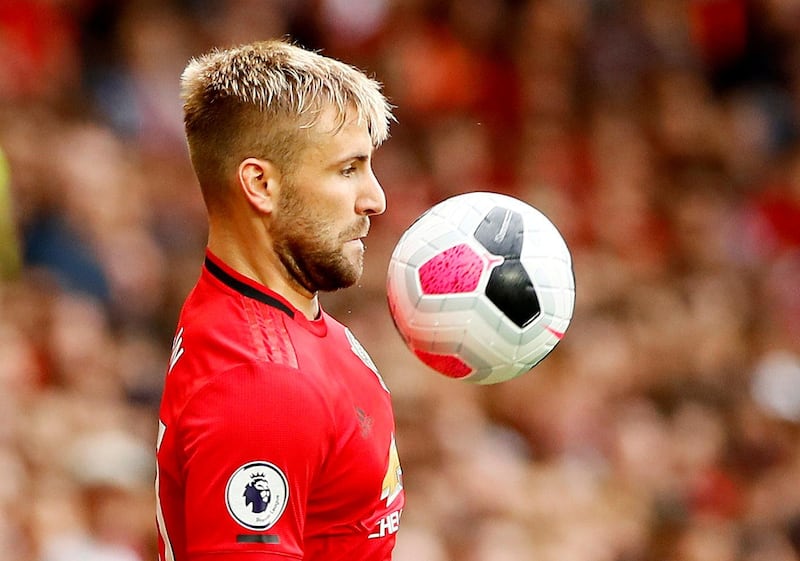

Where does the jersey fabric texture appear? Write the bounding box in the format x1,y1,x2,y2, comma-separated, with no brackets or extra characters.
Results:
156,251,404,561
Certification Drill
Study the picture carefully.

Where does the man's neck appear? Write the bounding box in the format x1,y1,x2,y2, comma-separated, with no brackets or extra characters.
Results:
207,229,320,320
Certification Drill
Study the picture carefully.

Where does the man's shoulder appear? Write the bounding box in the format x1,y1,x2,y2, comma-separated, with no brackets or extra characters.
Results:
180,276,301,364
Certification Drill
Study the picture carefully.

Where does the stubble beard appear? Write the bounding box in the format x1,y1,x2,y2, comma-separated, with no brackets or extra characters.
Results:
271,190,366,294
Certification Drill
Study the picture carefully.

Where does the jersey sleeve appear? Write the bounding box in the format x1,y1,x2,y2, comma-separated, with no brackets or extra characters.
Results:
176,361,334,560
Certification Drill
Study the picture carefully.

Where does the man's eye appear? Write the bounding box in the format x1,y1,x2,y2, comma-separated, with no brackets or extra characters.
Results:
342,165,357,177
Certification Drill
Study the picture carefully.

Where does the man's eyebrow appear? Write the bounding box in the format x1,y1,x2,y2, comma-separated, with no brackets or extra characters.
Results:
336,153,370,166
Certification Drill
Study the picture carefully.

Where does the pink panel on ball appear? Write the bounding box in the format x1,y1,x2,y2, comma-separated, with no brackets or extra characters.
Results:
418,243,484,294
414,349,473,379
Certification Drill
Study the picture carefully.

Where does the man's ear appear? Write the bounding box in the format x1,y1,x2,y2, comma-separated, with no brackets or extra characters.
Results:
238,157,279,214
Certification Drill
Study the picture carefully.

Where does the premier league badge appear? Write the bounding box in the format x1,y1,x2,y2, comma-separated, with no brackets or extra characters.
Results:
226,461,289,530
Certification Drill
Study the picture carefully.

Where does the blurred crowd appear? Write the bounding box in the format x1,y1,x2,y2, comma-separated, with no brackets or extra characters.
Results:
1,0,800,559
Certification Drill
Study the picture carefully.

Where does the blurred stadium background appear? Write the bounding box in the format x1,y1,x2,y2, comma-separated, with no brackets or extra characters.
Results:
1,0,800,559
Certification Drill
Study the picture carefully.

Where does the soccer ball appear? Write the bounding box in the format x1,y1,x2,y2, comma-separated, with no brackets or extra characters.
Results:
386,192,575,385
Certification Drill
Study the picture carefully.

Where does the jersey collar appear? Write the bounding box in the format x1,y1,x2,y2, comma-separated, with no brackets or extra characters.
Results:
203,250,329,337
203,250,297,317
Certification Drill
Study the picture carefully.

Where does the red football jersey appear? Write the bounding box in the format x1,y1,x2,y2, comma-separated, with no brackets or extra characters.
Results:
156,251,404,561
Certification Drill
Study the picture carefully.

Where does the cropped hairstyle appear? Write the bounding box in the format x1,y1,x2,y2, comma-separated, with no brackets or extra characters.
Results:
180,40,393,200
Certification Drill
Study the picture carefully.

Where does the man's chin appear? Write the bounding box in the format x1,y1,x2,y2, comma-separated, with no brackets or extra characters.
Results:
343,244,365,270
315,264,362,292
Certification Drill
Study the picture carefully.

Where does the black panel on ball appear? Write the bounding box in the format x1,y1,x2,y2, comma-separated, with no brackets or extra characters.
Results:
474,205,541,328
473,207,525,257
485,260,541,328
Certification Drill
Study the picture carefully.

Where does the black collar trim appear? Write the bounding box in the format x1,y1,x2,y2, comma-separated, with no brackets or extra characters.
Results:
205,257,295,318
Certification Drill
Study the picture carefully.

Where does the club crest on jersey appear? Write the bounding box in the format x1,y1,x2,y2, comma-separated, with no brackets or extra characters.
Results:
225,462,288,530
345,328,389,392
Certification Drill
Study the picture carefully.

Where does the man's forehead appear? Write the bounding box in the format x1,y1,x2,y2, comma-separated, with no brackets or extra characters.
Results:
300,106,373,156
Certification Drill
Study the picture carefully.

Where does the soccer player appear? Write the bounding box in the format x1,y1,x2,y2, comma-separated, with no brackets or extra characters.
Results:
156,40,404,561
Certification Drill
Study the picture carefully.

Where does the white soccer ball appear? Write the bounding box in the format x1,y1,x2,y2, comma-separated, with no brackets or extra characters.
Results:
386,192,575,385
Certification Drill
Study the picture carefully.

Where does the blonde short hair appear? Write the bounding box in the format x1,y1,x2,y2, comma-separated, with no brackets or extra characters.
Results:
180,39,393,198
